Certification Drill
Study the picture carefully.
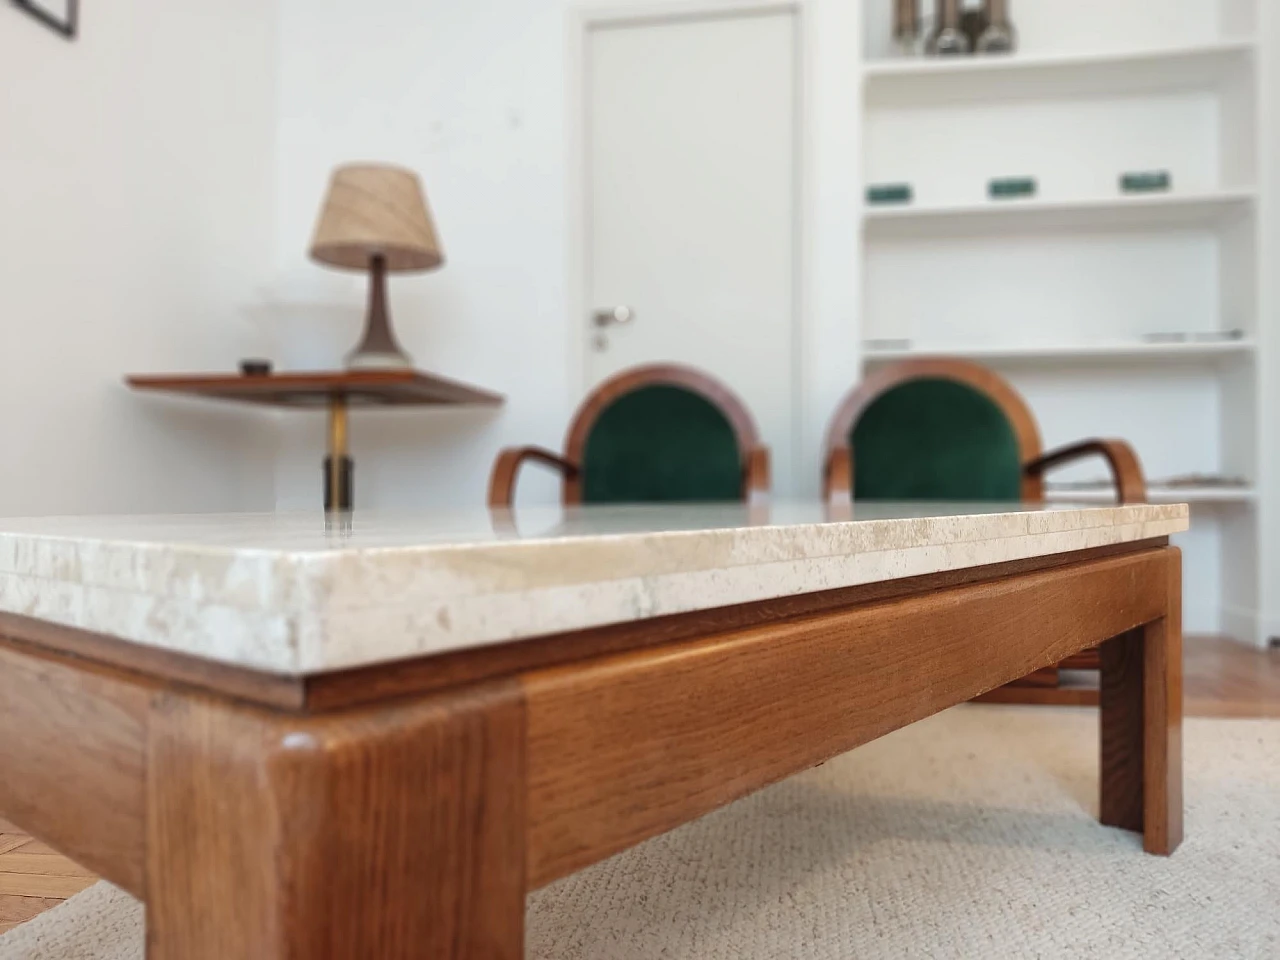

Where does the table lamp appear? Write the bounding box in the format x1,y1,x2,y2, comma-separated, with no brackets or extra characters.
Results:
309,163,444,370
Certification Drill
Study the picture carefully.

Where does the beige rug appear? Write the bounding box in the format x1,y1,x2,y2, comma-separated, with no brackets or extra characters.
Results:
4,706,1278,959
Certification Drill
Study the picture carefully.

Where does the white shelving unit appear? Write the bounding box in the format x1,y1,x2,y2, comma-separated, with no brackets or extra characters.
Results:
864,39,1255,106
863,189,1256,239
864,338,1255,365
1044,486,1257,505
857,0,1272,644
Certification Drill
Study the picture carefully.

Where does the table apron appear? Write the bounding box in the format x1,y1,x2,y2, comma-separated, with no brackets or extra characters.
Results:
521,546,1172,888
0,642,150,895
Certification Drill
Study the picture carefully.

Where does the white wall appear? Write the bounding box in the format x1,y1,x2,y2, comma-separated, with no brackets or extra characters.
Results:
1259,0,1280,642
271,0,861,509
0,0,279,516
8,0,1262,641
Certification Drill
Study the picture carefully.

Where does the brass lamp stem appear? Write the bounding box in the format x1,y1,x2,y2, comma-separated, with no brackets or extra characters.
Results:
325,395,353,514
329,396,349,460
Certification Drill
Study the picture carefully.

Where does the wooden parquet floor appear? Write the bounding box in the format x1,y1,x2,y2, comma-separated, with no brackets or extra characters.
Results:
1,635,1277,936
0,819,96,935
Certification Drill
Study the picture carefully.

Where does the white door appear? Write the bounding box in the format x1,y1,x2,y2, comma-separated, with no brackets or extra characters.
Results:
583,8,800,491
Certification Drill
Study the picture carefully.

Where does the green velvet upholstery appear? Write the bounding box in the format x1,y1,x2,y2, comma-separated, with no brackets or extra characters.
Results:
582,385,743,503
850,378,1022,501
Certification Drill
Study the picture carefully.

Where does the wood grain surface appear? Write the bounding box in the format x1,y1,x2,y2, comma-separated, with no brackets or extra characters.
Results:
1099,547,1183,855
145,684,526,959
1147,546,1184,854
1025,438,1147,505
0,542,1188,952
4,634,1257,940
487,446,580,509
522,548,1170,887
1100,628,1146,833
127,369,503,409
0,613,306,710
974,683,1100,706
0,642,148,895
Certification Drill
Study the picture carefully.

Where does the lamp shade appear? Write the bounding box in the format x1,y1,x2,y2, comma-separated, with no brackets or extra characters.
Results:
309,163,443,273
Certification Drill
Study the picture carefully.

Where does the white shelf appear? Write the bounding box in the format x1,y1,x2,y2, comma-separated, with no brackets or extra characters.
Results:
863,189,1256,240
863,339,1256,365
1045,486,1256,505
864,40,1256,108
855,0,1271,642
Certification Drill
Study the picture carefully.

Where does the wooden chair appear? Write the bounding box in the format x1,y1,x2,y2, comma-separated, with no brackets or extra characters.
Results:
821,358,1147,705
489,364,770,508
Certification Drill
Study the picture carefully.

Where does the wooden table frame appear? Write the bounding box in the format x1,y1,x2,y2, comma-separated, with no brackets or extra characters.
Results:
0,540,1182,958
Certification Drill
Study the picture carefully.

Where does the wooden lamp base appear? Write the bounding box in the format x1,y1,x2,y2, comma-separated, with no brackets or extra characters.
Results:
347,254,414,371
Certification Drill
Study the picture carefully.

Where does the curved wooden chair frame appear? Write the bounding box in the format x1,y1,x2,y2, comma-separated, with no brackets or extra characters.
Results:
489,364,771,508
821,358,1148,704
821,358,1146,507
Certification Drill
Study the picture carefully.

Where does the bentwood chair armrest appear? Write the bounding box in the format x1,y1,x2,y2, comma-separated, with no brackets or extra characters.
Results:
1024,439,1147,504
743,446,772,505
487,446,581,509
823,445,854,506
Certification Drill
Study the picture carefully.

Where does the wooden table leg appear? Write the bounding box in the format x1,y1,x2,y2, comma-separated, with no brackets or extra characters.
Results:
145,683,527,959
1099,546,1183,855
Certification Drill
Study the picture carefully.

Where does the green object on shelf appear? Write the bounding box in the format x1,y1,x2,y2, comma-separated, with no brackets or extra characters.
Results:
866,183,913,205
988,177,1037,200
1120,171,1172,193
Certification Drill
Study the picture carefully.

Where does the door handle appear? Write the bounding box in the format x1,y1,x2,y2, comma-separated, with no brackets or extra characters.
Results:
593,306,635,328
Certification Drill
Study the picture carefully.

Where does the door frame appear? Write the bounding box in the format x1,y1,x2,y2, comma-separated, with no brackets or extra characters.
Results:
564,0,809,491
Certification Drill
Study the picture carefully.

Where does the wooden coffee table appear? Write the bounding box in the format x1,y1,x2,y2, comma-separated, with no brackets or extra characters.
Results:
0,502,1187,958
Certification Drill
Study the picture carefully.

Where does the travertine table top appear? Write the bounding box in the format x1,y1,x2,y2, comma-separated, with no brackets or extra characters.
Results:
0,502,1187,676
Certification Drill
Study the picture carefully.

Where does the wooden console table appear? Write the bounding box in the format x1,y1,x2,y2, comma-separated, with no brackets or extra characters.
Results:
127,370,504,511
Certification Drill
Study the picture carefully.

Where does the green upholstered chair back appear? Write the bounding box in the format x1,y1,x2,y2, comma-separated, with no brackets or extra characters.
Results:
848,375,1029,502
565,366,760,504
578,383,745,503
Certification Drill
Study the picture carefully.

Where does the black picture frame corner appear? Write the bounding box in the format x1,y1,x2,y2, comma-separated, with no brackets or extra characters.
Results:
10,0,79,41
